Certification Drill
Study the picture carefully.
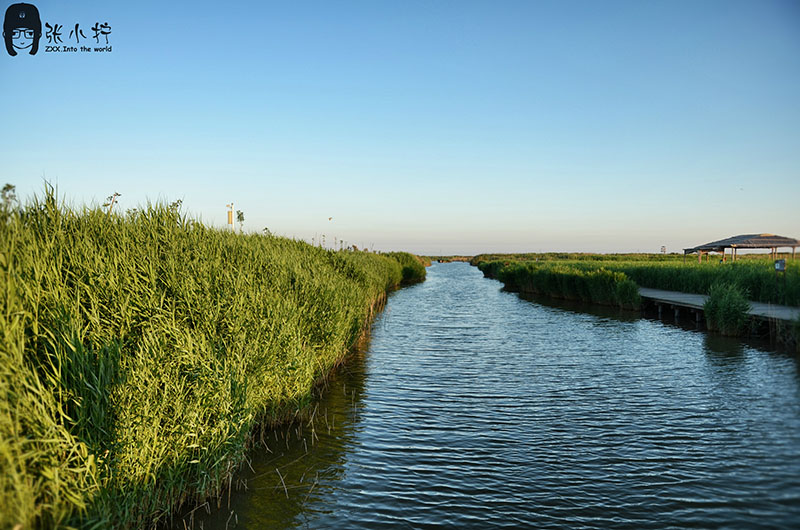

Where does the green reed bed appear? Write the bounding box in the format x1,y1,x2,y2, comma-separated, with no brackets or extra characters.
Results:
471,252,792,264
474,255,800,307
475,255,799,342
605,261,800,307
480,261,640,309
383,251,428,284
471,252,688,264
703,283,752,336
426,256,472,263
0,190,418,529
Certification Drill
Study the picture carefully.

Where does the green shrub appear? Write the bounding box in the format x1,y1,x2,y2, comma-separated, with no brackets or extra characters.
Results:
704,282,752,336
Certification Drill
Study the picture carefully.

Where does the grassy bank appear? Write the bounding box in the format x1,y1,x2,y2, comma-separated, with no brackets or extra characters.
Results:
473,254,799,345
479,261,640,309
472,254,800,307
0,189,421,529
383,251,429,284
426,255,473,263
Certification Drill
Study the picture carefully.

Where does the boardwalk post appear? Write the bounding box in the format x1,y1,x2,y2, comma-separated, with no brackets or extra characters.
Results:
640,287,800,327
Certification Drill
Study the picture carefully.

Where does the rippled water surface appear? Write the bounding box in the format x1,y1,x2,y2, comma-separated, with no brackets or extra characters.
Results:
185,262,800,529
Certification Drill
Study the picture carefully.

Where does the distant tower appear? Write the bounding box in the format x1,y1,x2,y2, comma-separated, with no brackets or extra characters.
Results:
226,203,234,231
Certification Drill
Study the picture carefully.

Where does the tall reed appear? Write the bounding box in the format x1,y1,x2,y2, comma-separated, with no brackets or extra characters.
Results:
0,188,414,528
703,283,751,336
473,255,800,307
383,251,427,284
483,262,640,309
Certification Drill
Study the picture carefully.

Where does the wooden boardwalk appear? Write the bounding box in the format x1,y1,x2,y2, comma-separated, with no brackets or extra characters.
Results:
639,288,800,323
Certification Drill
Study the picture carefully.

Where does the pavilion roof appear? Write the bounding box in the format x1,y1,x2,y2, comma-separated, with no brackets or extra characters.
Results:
684,234,800,253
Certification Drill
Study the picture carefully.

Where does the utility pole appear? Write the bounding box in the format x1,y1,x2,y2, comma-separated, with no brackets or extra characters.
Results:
226,203,234,231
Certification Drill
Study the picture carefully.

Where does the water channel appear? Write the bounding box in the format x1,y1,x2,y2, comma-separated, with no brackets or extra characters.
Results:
181,261,800,529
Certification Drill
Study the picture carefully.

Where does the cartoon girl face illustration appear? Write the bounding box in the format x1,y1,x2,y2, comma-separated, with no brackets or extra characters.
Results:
3,3,42,56
12,27,35,50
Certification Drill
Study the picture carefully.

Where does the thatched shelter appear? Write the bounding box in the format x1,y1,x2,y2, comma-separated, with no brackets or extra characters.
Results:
684,234,799,262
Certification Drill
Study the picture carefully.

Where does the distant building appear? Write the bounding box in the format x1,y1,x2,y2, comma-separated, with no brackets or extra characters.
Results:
683,234,799,262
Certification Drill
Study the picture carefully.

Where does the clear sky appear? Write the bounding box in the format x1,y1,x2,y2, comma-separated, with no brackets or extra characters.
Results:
2,0,799,254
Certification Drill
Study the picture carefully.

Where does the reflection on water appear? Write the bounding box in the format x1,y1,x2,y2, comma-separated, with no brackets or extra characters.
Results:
703,331,748,357
702,331,748,380
518,291,641,323
181,262,800,529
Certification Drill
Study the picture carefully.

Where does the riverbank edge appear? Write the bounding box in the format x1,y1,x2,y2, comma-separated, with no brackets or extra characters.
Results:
80,266,421,529
473,261,800,351
166,259,430,526
0,192,427,529
476,260,640,310
166,287,395,529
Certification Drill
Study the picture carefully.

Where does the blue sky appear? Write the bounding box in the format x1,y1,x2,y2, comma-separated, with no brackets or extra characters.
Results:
2,0,798,254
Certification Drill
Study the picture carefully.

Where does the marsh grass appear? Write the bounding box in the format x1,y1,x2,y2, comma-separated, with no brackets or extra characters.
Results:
476,255,798,341
703,283,752,336
0,188,412,528
474,254,800,307
383,252,427,284
487,262,640,309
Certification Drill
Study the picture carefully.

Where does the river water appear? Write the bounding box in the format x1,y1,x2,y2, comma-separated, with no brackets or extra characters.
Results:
182,262,800,529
